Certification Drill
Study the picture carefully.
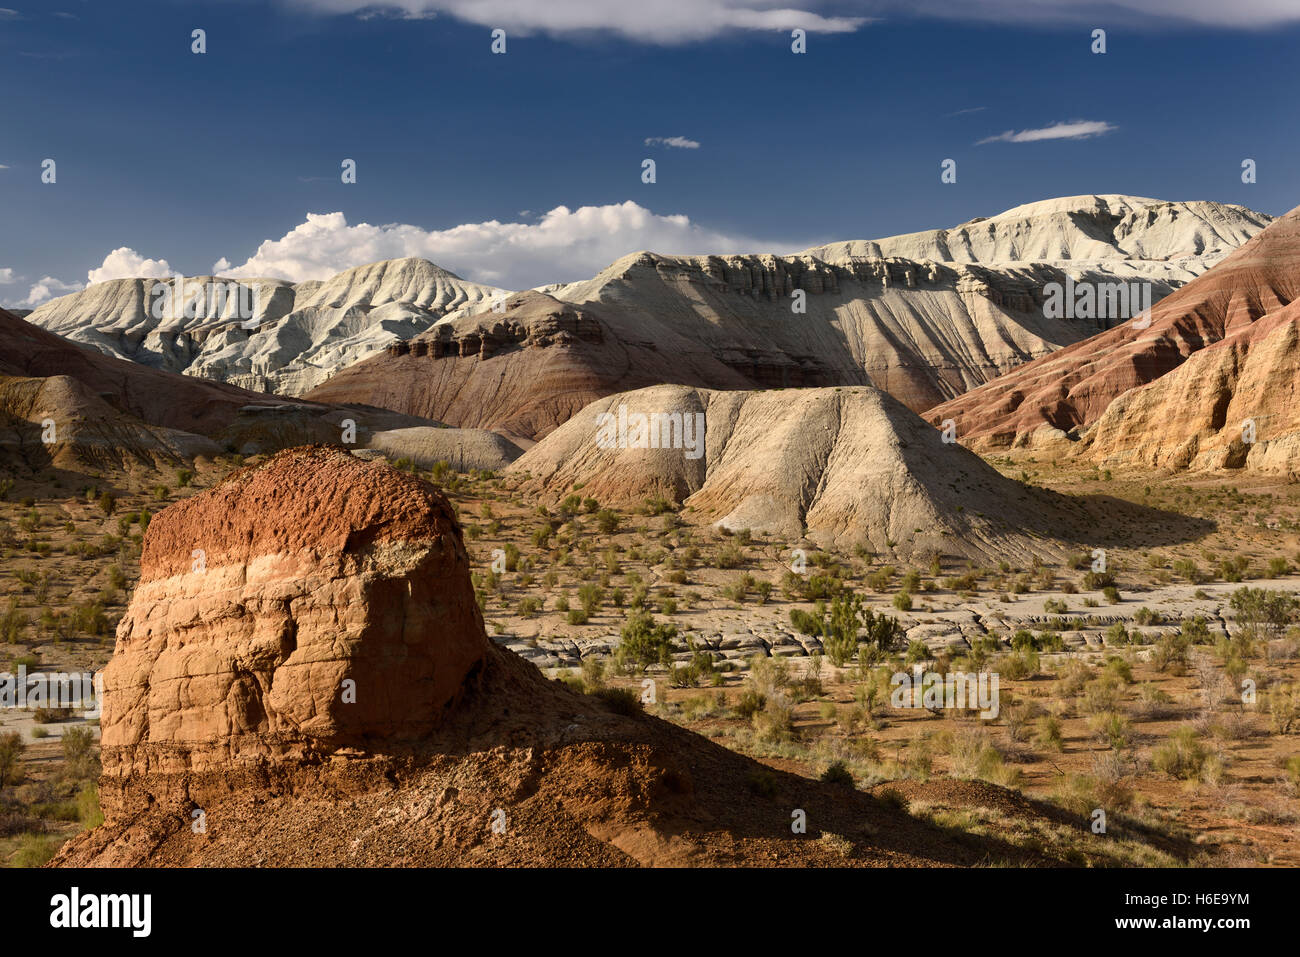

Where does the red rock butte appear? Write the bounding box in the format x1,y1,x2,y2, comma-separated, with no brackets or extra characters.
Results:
101,445,488,780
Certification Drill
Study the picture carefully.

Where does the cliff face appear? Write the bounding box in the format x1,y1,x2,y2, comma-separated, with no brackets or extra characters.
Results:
1081,300,1300,473
310,250,1177,440
925,204,1300,450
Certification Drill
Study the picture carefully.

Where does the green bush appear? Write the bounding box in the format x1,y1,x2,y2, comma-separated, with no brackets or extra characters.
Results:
619,609,677,672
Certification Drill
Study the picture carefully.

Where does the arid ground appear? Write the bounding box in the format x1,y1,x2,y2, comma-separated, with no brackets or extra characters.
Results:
4,448,1298,867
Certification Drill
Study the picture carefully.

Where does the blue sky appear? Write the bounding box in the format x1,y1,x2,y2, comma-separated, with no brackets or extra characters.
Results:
2,0,1299,306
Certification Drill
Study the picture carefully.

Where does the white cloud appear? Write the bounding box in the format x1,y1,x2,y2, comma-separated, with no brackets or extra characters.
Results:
0,268,15,284
977,120,1117,145
286,1,869,42
892,0,1300,28
86,246,174,285
22,276,84,307
288,0,1300,34
212,202,791,289
645,136,700,149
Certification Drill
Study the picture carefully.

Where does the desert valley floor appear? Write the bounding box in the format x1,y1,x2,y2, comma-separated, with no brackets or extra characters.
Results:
3,445,1299,867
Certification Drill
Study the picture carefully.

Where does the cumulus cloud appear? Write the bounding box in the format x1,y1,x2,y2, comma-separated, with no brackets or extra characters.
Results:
211,202,791,290
645,136,700,149
86,246,174,285
0,268,15,284
976,120,1116,145
22,276,84,307
288,0,869,42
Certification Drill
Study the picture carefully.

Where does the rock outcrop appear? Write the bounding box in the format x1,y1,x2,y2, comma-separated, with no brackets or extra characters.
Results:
925,203,1300,450
99,447,488,779
54,446,1050,867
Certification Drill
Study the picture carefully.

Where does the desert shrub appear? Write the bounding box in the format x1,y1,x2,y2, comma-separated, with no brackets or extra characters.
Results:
0,599,26,643
1087,711,1132,750
1082,570,1116,590
1281,755,1300,791
820,761,855,787
865,565,895,592
905,639,929,665
1136,683,1176,720
11,834,60,868
752,693,795,744
619,609,677,672
78,781,104,828
715,543,744,569
595,510,620,534
1034,714,1064,751
1151,726,1210,780
593,687,641,715
1000,648,1039,680
577,583,603,616
0,731,25,787
790,607,821,637
1133,607,1158,626
1267,682,1300,734
1103,656,1134,684
1010,629,1039,651
1230,586,1297,639
945,730,1018,786
1081,676,1124,714
62,725,99,780
1218,555,1251,583
734,689,766,719
566,608,589,625
1154,631,1192,673
892,590,913,611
